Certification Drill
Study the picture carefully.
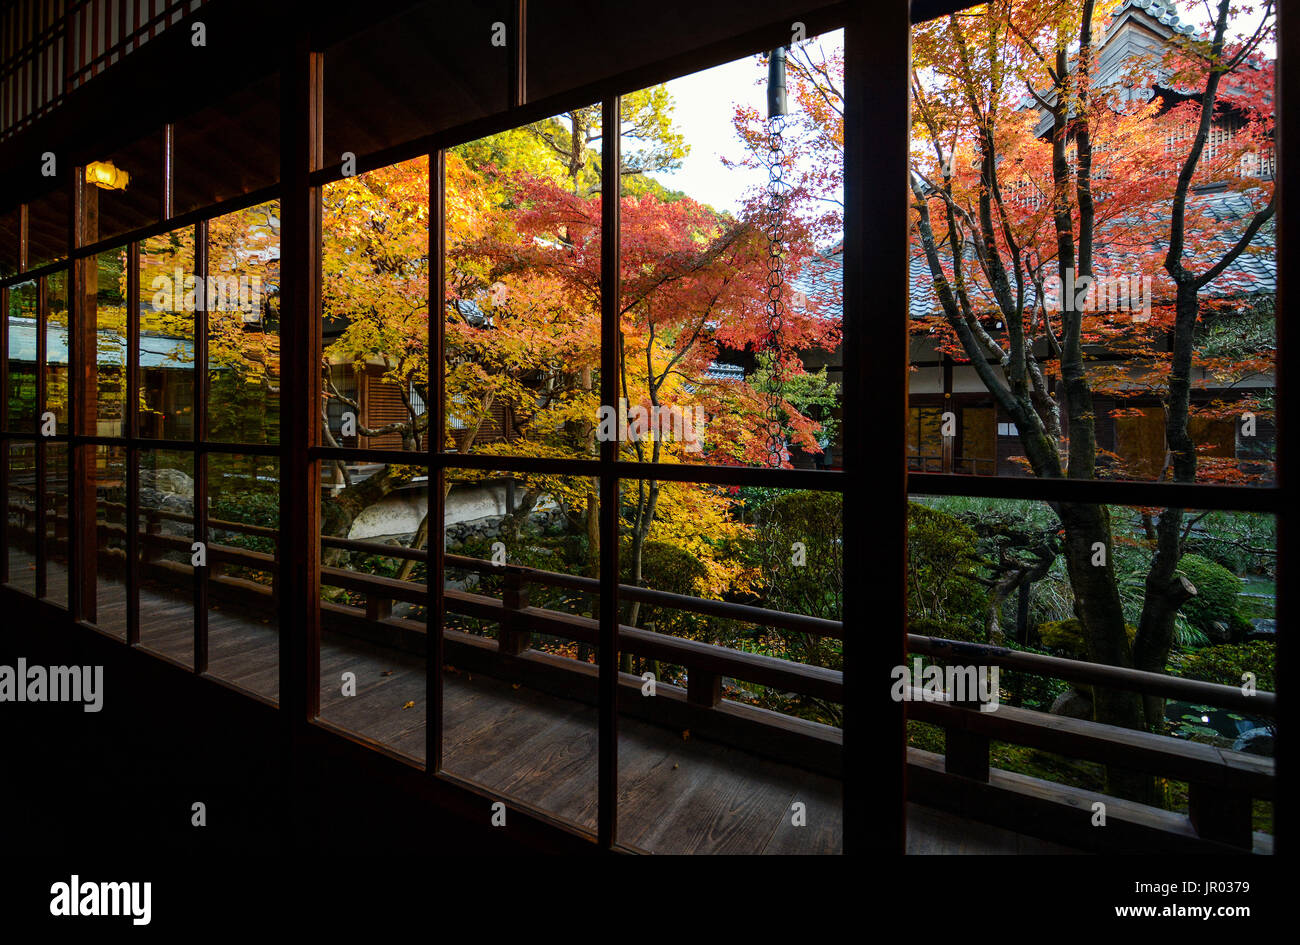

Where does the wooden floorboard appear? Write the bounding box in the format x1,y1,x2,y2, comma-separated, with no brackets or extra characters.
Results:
8,580,1089,854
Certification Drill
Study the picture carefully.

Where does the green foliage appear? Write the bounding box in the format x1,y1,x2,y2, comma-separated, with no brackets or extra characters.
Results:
622,539,708,597
748,363,841,450
748,491,843,621
1172,641,1276,692
209,490,279,556
454,87,689,199
1181,510,1276,576
1036,617,1137,658
907,501,986,637
1176,553,1243,633
1195,300,1276,363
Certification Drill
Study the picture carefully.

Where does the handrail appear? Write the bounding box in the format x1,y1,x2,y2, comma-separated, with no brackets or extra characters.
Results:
12,503,1278,712
12,511,1277,850
445,552,844,638
908,634,1276,717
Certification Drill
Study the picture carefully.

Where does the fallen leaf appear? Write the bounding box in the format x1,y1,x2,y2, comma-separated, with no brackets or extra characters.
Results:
681,730,690,741
402,701,414,709
381,670,394,677
511,683,521,690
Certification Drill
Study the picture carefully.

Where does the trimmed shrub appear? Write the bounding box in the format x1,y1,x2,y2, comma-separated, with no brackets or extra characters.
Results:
1177,553,1243,633
1037,617,1136,659
907,502,987,637
1173,641,1276,692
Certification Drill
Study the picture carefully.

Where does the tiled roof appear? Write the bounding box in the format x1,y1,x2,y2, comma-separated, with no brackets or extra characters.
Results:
819,188,1274,320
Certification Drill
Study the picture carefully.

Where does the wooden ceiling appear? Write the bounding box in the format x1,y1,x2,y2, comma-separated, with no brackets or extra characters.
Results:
0,0,861,260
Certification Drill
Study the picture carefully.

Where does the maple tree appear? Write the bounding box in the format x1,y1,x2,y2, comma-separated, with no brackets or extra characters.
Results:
448,158,839,634
906,0,1276,799
728,2,1276,794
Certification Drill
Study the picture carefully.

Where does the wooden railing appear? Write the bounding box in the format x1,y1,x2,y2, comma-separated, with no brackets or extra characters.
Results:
7,499,1278,852
906,634,1275,851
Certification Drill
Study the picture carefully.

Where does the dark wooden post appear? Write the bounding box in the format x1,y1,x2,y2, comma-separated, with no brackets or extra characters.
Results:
1188,784,1254,850
843,0,912,854
366,591,392,624
498,568,531,657
687,668,721,708
279,29,324,728
71,166,99,622
944,682,991,782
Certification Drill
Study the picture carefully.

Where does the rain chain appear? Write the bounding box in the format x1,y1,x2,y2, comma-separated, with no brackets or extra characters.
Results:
763,47,790,469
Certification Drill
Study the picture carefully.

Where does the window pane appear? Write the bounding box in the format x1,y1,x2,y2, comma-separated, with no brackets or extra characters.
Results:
92,248,129,437
208,201,281,445
137,448,195,666
619,42,844,472
6,281,37,432
318,459,429,759
5,441,36,594
909,4,1276,488
206,452,280,702
45,271,69,434
88,445,128,640
44,442,69,607
445,114,601,462
138,229,196,440
322,158,428,453
905,494,1275,840
617,479,843,853
440,469,598,830
958,406,995,475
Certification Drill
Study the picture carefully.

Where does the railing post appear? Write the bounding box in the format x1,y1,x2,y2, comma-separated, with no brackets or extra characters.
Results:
944,690,990,782
499,569,530,657
141,509,160,565
366,592,392,623
687,669,721,708
1188,783,1254,850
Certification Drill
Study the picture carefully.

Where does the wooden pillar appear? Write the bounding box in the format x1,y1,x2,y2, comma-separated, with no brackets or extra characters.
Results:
427,148,449,771
597,94,622,850
72,166,99,622
194,219,209,673
843,0,912,854
278,28,323,728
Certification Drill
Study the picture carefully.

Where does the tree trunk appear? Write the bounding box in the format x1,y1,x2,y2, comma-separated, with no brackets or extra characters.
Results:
320,463,407,568
622,479,661,673
1054,499,1156,804
1132,281,1200,726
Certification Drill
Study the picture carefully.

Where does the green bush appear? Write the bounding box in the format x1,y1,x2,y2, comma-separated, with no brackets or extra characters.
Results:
1177,553,1243,633
621,539,708,597
1173,641,1276,692
907,502,987,637
747,491,843,621
1036,617,1136,659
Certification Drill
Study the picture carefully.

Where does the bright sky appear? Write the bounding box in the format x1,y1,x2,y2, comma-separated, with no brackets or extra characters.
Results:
641,4,1272,214
645,54,771,216
645,30,846,220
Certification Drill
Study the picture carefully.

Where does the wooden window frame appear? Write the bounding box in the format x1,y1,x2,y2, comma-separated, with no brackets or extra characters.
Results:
0,0,1291,857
